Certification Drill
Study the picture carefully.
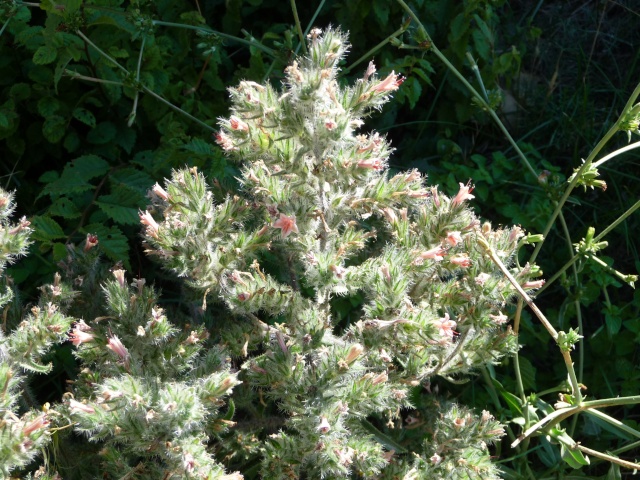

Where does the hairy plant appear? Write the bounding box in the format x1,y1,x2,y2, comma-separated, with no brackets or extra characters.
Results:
137,28,539,479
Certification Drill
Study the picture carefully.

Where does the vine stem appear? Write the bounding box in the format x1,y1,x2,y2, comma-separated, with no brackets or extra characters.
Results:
290,0,307,55
76,30,216,133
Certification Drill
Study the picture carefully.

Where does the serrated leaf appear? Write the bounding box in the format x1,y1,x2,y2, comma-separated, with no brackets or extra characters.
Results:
18,358,53,374
48,198,81,219
38,96,62,117
65,155,110,181
82,224,129,265
87,121,117,144
95,195,140,225
42,115,67,143
39,170,59,183
373,0,390,26
110,168,154,193
39,175,93,199
115,125,136,154
31,216,65,241
182,138,217,156
72,107,97,128
33,45,58,65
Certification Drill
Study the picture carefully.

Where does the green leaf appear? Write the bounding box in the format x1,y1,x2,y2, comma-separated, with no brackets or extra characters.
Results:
360,419,407,454
52,242,69,262
48,198,81,219
72,107,97,128
65,155,110,181
33,45,58,65
9,83,31,102
606,463,622,480
110,168,154,193
87,121,117,144
516,355,537,391
95,193,141,225
31,216,65,241
42,115,67,143
82,224,130,265
560,442,589,469
37,96,62,117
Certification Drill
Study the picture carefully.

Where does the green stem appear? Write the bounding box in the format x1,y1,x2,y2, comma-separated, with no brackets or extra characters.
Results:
290,0,307,55
152,20,276,57
595,198,640,242
478,237,558,340
76,30,128,74
341,22,410,76
0,16,11,38
592,140,640,168
65,70,123,86
77,30,216,133
585,408,640,440
128,36,146,127
465,52,490,102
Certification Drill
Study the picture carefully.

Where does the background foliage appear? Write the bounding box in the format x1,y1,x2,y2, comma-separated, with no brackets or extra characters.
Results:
1,0,640,478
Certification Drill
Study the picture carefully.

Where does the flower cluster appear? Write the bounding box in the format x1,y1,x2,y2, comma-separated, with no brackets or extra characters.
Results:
138,28,542,478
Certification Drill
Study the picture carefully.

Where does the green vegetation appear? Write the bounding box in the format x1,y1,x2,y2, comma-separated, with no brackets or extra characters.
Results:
1,0,639,478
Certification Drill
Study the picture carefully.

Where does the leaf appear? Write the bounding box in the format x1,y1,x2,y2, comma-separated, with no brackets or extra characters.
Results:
82,224,130,265
360,419,407,453
52,242,69,262
48,198,81,219
33,45,58,65
42,115,67,143
37,96,62,117
95,192,141,225
560,443,589,469
31,216,65,241
72,107,96,128
9,83,31,102
516,355,537,391
87,121,117,144
65,155,110,181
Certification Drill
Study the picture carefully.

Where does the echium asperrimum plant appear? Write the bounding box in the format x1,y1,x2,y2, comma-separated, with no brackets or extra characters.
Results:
0,188,75,477
141,28,542,479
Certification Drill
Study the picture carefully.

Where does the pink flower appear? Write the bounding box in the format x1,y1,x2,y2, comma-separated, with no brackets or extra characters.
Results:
324,119,337,131
215,131,236,151
23,414,49,436
84,233,99,252
113,269,126,288
523,279,545,289
317,416,331,433
450,254,471,268
434,313,457,340
229,115,249,132
68,399,95,414
445,231,463,246
431,453,442,465
152,183,169,201
370,71,404,93
451,182,475,207
107,335,130,368
419,246,446,262
475,272,491,286
357,158,385,170
69,327,94,346
273,213,299,239
139,210,159,238
364,61,376,80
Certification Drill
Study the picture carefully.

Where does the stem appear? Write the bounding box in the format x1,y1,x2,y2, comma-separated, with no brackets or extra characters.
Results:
128,36,146,127
77,30,216,133
478,237,558,340
0,16,10,38
592,140,640,169
341,23,409,76
594,198,640,242
585,408,640,440
290,0,307,54
575,444,640,470
152,20,276,57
